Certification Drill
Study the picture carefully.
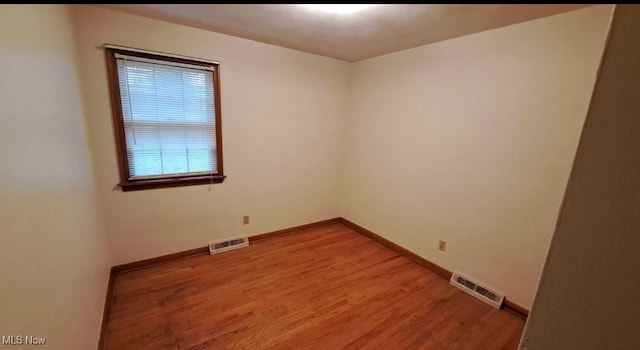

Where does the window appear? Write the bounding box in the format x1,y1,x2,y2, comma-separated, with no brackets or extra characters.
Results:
105,46,224,191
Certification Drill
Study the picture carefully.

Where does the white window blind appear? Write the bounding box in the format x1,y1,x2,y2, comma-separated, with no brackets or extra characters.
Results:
116,55,217,180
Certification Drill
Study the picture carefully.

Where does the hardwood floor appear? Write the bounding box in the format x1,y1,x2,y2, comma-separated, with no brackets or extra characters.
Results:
104,223,525,349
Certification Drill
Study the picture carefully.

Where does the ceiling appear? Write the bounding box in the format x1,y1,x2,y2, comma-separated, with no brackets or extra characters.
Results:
99,4,589,62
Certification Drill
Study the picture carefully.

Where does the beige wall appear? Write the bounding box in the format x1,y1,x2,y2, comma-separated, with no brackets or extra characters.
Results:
341,5,612,309
0,5,111,349
71,6,350,265
521,5,640,349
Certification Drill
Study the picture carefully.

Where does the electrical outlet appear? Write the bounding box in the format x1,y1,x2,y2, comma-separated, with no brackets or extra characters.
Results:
438,240,447,252
243,215,250,225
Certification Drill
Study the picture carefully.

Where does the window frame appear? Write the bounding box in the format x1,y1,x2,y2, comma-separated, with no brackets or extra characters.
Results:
105,47,225,191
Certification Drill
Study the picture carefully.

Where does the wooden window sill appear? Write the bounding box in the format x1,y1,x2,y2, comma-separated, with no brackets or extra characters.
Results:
119,175,226,191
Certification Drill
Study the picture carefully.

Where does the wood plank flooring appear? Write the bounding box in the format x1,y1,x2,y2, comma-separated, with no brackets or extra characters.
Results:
104,223,525,349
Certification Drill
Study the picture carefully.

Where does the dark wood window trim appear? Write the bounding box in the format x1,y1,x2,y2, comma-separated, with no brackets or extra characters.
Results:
105,46,225,191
